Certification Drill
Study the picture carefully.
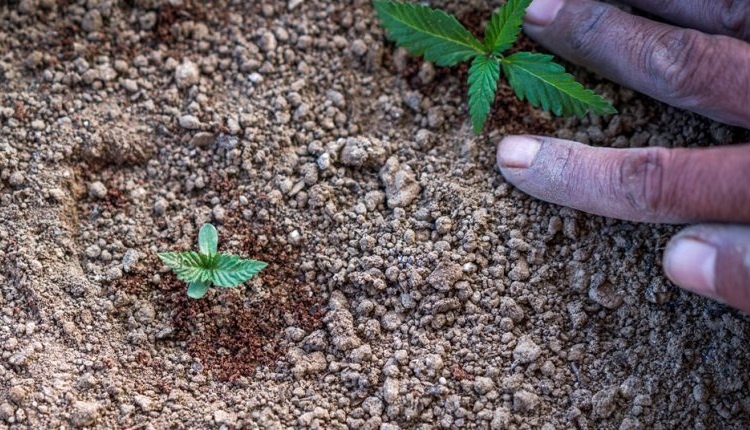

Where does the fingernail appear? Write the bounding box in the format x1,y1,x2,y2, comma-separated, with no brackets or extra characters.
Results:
497,136,541,169
664,238,717,297
525,0,564,26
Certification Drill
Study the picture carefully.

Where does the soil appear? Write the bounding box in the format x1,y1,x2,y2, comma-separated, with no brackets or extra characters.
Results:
1,0,749,429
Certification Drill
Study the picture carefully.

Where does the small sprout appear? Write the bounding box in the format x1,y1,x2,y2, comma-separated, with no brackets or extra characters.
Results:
373,0,617,134
158,223,267,299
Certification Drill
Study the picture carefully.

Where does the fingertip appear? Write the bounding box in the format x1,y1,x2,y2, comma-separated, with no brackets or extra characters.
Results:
664,225,750,314
663,237,718,299
497,135,542,170
525,0,565,26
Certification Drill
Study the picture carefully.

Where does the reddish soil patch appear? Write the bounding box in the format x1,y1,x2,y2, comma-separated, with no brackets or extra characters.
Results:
116,208,324,381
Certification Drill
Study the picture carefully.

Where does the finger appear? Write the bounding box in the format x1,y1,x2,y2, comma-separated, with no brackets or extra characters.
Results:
523,0,750,129
496,135,750,224
664,225,750,314
620,0,750,42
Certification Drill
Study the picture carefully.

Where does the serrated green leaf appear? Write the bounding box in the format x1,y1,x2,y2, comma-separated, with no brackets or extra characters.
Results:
501,52,617,117
161,251,212,284
484,0,531,55
158,252,184,271
198,223,218,255
374,0,485,67
209,253,268,288
187,280,211,299
468,55,500,134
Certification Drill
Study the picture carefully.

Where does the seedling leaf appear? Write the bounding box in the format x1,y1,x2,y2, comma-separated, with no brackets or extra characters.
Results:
187,280,211,299
161,251,211,284
210,254,269,288
468,55,500,134
158,252,184,271
198,223,218,255
501,52,617,117
373,0,485,66
484,0,531,55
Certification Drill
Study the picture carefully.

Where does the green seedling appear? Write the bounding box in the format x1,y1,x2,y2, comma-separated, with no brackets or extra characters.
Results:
158,223,267,299
373,0,617,133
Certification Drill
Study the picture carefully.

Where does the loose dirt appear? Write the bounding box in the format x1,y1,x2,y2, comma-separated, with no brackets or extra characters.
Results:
1,0,749,428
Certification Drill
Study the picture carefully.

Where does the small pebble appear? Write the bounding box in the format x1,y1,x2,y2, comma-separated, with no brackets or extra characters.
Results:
179,115,202,129
85,244,102,259
8,171,26,187
153,198,168,216
259,31,277,52
513,336,541,364
120,79,138,93
288,0,304,10
122,249,140,273
175,61,200,88
88,181,108,199
350,39,368,56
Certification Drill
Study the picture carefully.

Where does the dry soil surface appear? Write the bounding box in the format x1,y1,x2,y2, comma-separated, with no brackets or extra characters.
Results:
1,0,750,429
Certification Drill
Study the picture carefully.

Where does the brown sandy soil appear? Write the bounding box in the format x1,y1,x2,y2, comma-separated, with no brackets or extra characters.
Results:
1,0,749,428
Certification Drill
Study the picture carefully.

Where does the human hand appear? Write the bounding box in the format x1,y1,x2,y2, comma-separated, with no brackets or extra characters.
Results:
495,0,750,312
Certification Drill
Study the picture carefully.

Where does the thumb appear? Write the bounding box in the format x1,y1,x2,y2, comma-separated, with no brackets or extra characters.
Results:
664,225,750,313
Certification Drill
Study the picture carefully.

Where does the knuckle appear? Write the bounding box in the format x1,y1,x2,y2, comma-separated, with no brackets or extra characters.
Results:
615,148,674,219
565,4,615,61
645,29,712,102
550,144,577,184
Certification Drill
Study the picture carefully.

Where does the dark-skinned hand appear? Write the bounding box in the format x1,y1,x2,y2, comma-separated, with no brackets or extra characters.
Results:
496,0,750,312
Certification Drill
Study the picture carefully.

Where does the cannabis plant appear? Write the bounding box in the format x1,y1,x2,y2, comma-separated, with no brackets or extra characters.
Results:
373,0,616,133
158,223,267,299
